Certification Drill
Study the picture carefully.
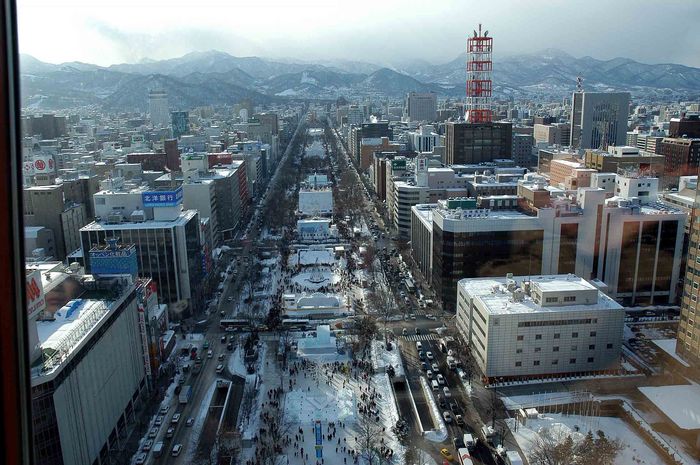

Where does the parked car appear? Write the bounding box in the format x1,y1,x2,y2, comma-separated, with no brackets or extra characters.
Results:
207,350,213,359
142,439,153,452
166,426,175,438
216,364,225,374
135,452,147,464
171,444,183,457
148,427,159,439
420,362,429,371
186,417,194,427
443,411,453,423
418,351,425,359
171,413,181,424
218,353,225,361
426,370,433,379
154,415,164,427
426,351,434,360
431,362,439,372
437,374,445,385
455,414,465,426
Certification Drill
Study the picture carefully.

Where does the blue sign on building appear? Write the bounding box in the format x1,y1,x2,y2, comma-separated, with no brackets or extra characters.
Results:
142,186,183,208
90,244,138,278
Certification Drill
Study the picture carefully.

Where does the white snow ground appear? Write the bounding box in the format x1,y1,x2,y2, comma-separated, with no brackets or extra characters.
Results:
506,413,667,465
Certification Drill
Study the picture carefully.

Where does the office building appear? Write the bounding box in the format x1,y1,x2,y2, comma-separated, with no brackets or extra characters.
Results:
23,114,68,139
678,182,700,366
444,121,512,165
28,262,148,465
359,137,400,170
512,133,533,167
533,123,570,146
81,183,205,316
148,89,170,127
406,92,437,122
584,146,665,177
171,111,189,139
24,184,88,260
549,159,596,189
408,125,439,153
570,92,630,149
659,137,700,188
670,115,700,138
350,122,392,168
455,274,624,382
537,148,578,175
411,173,686,310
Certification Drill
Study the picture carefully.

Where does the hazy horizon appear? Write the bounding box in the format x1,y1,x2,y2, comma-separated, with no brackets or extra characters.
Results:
17,0,700,68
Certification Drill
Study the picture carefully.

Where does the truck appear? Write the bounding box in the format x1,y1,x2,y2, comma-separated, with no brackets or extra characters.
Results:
463,433,476,451
179,385,192,404
152,441,165,458
457,447,474,465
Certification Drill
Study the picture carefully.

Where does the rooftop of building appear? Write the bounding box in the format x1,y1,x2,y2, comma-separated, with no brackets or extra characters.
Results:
27,262,136,382
81,208,197,231
458,274,622,316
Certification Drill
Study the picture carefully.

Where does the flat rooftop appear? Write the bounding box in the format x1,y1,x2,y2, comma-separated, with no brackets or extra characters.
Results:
81,209,197,230
458,274,622,315
639,385,700,430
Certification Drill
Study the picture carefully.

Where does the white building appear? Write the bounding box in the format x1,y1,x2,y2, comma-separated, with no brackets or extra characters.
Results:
297,218,338,242
456,274,625,381
408,125,439,153
298,188,333,216
148,89,170,127
283,292,348,319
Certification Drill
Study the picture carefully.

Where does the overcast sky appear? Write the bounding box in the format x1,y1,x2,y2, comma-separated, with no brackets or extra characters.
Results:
17,0,700,68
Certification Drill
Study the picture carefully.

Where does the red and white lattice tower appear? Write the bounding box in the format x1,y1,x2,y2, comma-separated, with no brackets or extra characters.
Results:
466,24,493,123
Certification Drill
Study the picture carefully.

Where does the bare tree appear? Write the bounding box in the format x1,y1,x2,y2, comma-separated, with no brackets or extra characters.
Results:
357,415,382,465
528,427,622,465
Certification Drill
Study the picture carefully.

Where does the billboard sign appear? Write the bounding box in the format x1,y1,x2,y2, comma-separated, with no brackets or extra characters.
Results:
26,270,46,316
89,245,138,277
142,186,183,207
33,155,55,174
23,160,35,176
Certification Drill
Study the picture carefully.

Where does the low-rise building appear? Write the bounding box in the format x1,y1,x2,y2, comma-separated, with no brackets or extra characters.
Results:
456,274,624,382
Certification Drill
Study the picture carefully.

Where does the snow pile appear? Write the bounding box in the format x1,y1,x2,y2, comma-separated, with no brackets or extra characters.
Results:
507,413,667,465
419,376,448,442
371,340,405,378
227,346,248,378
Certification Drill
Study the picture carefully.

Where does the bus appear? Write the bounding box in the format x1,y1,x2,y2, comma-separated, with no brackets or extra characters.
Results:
219,318,250,332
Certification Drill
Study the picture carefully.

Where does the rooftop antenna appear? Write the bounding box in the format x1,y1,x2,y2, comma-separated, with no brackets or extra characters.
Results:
576,75,584,93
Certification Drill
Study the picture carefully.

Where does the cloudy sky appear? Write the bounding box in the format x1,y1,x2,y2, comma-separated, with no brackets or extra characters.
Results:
17,0,700,67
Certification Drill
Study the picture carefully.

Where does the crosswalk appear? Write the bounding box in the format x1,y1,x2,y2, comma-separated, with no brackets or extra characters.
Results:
402,333,439,342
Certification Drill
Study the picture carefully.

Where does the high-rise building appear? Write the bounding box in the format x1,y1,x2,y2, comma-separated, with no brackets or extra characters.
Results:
81,184,205,317
408,125,439,153
455,274,624,383
444,121,512,165
148,89,170,127
570,92,630,150
678,181,700,367
171,111,189,139
512,133,533,167
406,92,437,122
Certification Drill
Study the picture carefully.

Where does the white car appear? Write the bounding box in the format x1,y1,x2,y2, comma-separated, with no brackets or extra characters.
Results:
135,452,147,464
426,370,433,379
437,374,445,385
171,444,183,457
442,411,453,423
426,351,434,361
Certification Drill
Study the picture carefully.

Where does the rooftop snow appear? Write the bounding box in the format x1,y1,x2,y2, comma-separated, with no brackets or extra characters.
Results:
459,275,622,315
638,384,700,430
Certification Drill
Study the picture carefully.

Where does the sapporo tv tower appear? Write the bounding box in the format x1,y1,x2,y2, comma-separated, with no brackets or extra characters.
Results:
466,24,493,123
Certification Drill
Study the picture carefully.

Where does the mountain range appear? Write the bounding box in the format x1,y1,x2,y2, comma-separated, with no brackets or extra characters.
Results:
20,49,700,111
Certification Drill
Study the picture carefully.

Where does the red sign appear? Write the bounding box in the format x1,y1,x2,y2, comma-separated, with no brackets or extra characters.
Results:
25,270,46,316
